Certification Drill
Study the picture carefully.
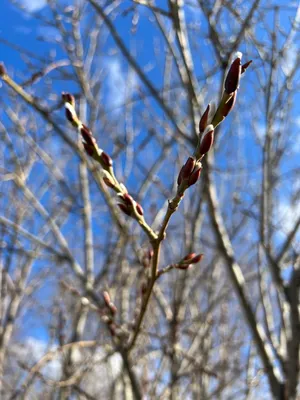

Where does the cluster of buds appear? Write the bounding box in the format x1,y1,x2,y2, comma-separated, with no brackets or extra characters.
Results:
197,123,215,158
117,192,144,217
192,54,252,164
175,253,204,270
177,156,202,191
62,92,113,169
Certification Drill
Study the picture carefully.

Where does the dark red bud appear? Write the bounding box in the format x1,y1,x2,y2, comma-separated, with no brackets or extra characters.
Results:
0,63,6,76
222,92,236,117
101,152,113,167
65,108,75,124
135,202,144,216
199,104,210,133
199,129,214,155
178,157,196,185
118,203,131,216
188,166,202,186
189,253,204,264
62,92,75,106
80,124,95,146
183,253,196,262
123,193,135,207
241,60,252,74
177,167,184,186
225,58,241,94
83,142,95,157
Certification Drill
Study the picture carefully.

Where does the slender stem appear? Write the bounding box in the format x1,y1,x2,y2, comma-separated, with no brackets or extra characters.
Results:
127,193,184,350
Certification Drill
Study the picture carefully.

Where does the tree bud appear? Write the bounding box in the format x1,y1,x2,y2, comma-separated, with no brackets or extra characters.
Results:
199,127,214,155
177,157,196,185
182,253,196,262
65,108,75,124
188,164,202,187
225,58,241,94
241,60,252,74
83,142,94,157
189,253,204,264
62,92,75,107
101,151,113,167
80,124,95,146
123,193,135,207
199,104,210,133
135,202,144,216
0,63,6,77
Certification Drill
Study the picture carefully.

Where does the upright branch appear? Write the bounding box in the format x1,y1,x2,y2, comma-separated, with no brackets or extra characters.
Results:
62,93,157,242
127,54,252,350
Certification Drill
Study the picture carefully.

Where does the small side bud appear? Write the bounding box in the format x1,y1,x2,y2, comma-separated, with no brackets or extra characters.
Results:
123,193,135,207
0,63,6,77
199,104,210,133
182,253,196,263
62,92,75,107
101,152,113,167
189,253,204,264
199,127,214,155
135,202,144,216
63,98,78,127
83,142,95,157
177,157,196,185
241,60,252,74
65,108,75,124
225,58,241,94
80,124,95,146
179,253,203,268
188,164,202,187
